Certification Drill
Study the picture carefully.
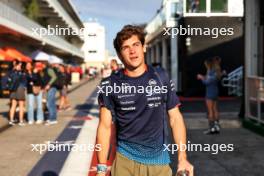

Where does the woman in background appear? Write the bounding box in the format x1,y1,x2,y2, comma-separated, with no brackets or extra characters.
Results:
197,57,222,134
8,61,27,126
58,64,70,111
26,62,44,124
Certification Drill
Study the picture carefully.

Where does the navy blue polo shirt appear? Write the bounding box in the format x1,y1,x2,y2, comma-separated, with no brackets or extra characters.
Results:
98,65,180,165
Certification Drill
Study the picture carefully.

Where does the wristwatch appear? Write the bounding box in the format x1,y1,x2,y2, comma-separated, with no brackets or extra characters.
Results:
97,164,107,174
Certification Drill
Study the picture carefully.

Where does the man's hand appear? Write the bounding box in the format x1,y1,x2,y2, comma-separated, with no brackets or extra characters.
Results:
96,107,112,176
168,107,194,176
45,84,50,91
177,159,194,176
197,74,204,80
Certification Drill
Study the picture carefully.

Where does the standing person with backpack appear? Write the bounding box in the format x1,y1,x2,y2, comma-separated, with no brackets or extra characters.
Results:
96,25,193,176
8,61,27,126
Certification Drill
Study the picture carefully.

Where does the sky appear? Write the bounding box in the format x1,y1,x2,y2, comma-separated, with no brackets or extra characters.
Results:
71,0,162,55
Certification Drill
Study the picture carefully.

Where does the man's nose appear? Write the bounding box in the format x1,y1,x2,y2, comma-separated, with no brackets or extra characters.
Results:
129,47,136,54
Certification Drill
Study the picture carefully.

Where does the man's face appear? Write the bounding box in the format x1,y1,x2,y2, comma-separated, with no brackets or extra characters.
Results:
119,35,145,69
110,61,118,71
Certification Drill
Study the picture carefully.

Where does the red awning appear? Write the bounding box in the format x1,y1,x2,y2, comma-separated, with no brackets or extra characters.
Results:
2,47,32,62
0,49,13,61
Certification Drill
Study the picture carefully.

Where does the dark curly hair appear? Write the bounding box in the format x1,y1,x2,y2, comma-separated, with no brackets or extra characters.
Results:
113,25,145,54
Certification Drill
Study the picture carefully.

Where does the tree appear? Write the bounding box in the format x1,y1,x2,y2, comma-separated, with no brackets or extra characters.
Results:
24,0,39,21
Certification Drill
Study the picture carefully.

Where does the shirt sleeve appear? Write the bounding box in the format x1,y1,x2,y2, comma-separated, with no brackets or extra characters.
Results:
166,78,181,111
47,68,57,85
97,78,114,111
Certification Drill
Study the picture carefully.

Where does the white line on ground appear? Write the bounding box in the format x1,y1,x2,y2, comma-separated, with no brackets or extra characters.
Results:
59,103,99,176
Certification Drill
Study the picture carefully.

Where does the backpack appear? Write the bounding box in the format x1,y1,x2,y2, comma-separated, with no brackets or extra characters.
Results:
5,71,21,91
153,66,170,144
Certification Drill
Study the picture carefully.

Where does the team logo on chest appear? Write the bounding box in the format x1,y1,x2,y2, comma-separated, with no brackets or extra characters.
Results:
146,78,159,97
148,79,157,86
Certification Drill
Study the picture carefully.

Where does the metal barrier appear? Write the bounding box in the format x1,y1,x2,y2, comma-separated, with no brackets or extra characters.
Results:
222,66,243,96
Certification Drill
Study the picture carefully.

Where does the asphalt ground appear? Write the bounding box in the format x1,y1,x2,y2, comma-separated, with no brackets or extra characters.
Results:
0,78,263,176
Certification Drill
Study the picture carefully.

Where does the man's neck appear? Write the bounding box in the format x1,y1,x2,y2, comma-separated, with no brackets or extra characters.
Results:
124,64,147,77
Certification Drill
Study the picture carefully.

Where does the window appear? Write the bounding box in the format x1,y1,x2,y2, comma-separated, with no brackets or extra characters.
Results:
170,2,181,18
186,0,206,13
211,0,228,13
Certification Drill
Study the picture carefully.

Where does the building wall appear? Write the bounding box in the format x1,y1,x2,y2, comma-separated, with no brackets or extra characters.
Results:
82,22,106,66
1,0,25,13
245,0,264,123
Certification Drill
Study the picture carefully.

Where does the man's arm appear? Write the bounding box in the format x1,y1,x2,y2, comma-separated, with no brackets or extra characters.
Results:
96,107,112,175
47,68,57,85
45,68,57,90
168,107,194,176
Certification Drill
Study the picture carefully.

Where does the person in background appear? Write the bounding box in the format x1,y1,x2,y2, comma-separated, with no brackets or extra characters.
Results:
35,61,48,112
110,59,119,74
102,65,112,78
197,57,222,134
64,65,72,109
58,64,71,111
8,61,27,126
43,61,58,125
212,56,227,129
26,62,44,125
212,56,226,79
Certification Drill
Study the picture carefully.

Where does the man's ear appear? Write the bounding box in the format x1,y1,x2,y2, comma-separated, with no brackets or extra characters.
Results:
143,44,147,53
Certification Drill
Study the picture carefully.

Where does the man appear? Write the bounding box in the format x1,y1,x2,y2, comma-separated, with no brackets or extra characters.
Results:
43,59,58,125
96,25,193,176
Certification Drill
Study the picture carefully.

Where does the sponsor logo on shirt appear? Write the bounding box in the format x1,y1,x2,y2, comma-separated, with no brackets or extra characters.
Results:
117,94,135,99
101,80,110,85
147,96,162,101
121,107,136,111
148,103,155,108
147,102,162,108
120,100,135,105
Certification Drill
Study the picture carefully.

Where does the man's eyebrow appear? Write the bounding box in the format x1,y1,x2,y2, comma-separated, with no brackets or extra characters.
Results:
122,41,140,48
133,41,141,45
